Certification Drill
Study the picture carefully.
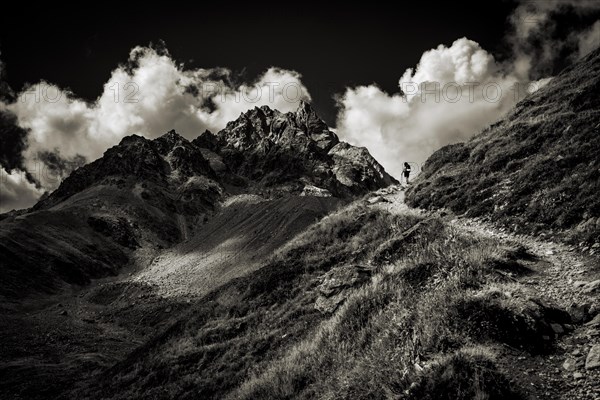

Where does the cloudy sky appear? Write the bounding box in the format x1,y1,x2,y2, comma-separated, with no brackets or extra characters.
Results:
1,0,599,212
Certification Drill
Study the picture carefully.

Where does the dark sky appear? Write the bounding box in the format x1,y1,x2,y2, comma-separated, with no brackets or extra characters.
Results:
0,1,519,125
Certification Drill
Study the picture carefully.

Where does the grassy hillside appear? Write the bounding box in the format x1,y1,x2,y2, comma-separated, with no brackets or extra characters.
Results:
0,178,215,298
0,208,130,298
76,190,571,399
0,195,345,400
406,48,600,246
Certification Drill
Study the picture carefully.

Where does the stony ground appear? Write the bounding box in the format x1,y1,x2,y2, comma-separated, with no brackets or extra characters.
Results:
132,195,342,298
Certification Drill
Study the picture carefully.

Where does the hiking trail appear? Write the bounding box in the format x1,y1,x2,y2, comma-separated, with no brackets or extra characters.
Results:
370,185,600,400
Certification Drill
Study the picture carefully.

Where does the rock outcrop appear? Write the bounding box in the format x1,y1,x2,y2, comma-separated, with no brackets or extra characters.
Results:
192,101,396,197
315,264,373,313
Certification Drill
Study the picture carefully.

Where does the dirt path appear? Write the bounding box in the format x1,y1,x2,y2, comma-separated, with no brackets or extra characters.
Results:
371,185,600,400
452,217,599,400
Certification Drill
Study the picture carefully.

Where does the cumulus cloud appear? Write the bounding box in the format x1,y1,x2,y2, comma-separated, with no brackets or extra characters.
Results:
399,39,498,89
197,67,312,130
3,45,310,201
337,38,524,177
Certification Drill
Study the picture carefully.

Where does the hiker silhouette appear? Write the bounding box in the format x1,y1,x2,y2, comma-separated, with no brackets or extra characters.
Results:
403,162,411,184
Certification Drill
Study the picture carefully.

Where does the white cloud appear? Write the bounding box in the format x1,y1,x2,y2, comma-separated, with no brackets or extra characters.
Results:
399,38,497,89
511,0,600,41
199,67,311,130
336,38,522,178
509,1,600,78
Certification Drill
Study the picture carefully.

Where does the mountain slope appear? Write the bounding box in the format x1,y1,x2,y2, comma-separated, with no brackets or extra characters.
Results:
0,102,396,399
0,131,222,298
0,102,395,299
134,195,342,298
406,48,600,246
72,188,599,400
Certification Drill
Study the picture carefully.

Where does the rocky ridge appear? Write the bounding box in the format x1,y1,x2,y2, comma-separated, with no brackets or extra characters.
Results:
194,100,396,197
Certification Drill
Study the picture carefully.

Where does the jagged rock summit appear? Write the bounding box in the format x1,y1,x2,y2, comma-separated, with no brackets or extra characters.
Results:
37,101,395,209
36,130,217,210
193,100,396,196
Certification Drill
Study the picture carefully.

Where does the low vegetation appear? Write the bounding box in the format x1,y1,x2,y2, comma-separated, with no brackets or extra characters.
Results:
229,211,552,399
77,199,564,399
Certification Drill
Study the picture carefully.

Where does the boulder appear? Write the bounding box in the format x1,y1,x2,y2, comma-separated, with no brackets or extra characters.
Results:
585,345,600,370
563,358,577,371
585,314,600,326
582,280,600,294
301,185,332,197
568,303,591,324
550,323,564,335
367,196,387,204
315,265,373,313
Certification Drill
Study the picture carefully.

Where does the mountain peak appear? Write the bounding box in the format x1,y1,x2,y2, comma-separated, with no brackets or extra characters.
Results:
154,129,190,149
296,99,312,112
291,101,337,151
192,101,395,197
118,134,147,145
295,100,321,123
160,129,184,140
193,130,219,151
